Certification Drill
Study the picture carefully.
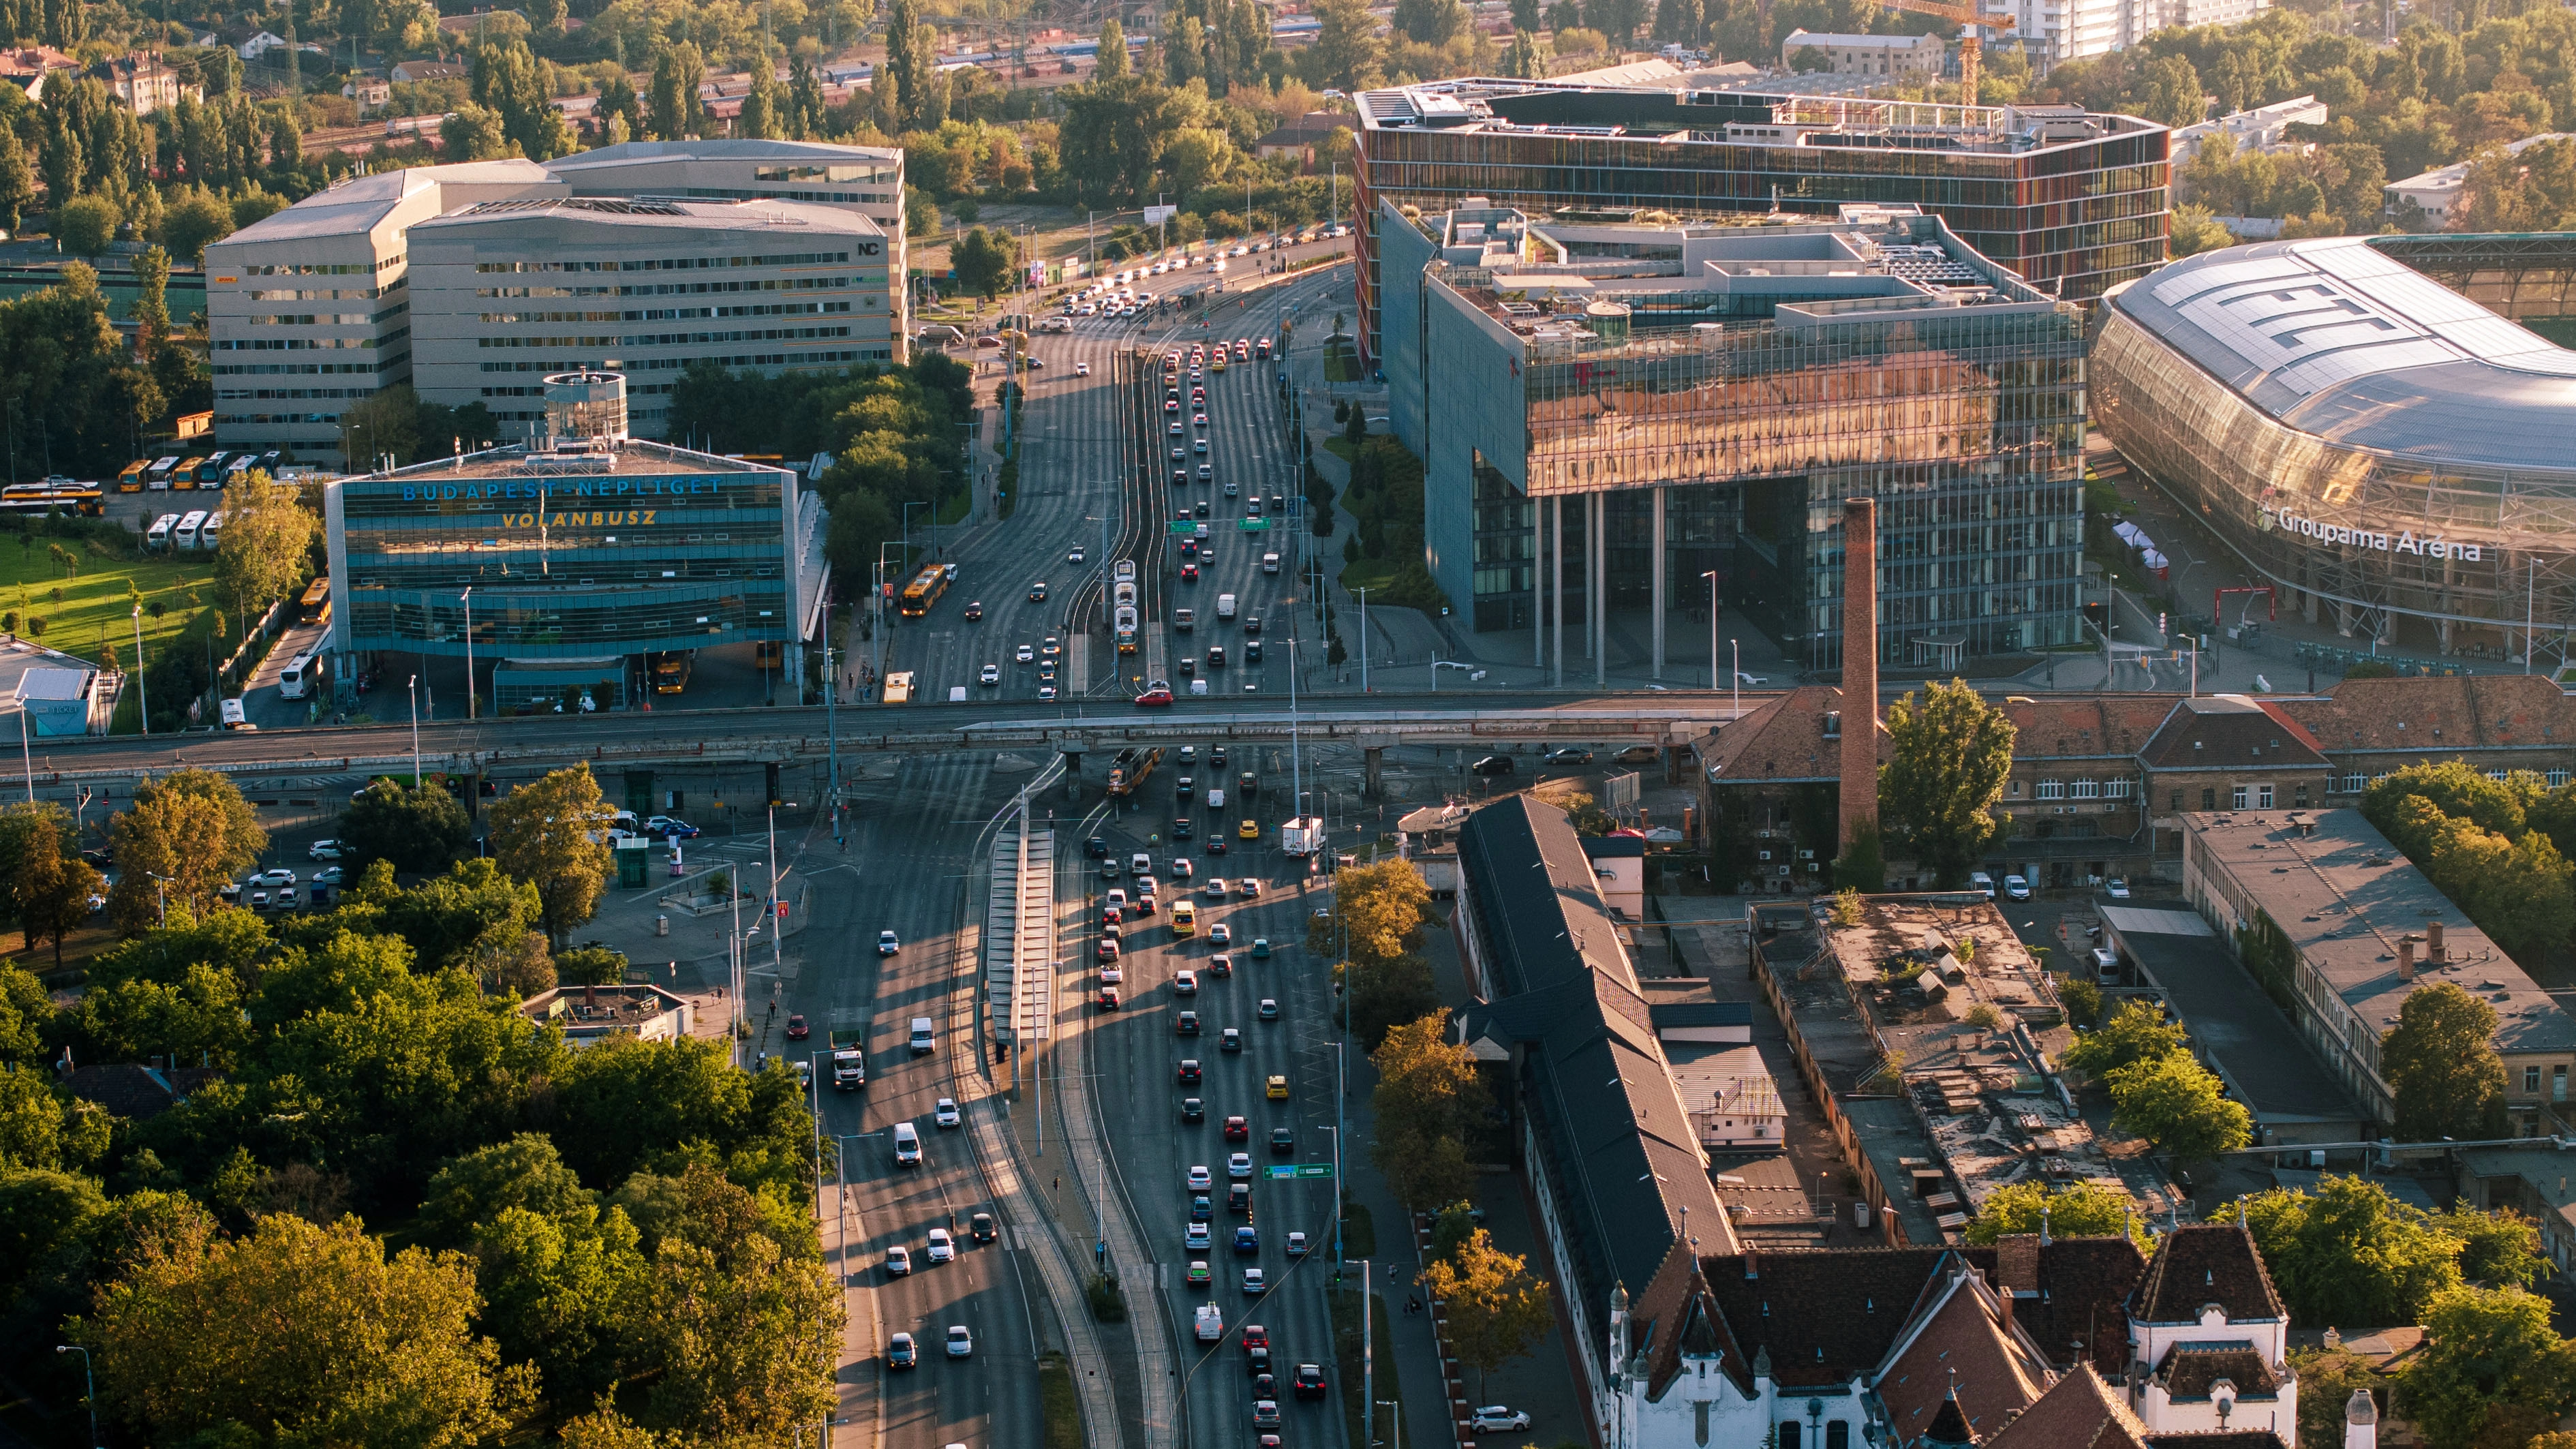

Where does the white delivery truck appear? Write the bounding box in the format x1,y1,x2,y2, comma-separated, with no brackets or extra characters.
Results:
1281,816,1325,856
1262,552,1281,574
1206,787,1226,814
1216,593,1237,622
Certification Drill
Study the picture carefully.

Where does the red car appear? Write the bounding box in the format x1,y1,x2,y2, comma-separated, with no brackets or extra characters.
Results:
784,1013,810,1040
1103,906,1124,926
1224,1115,1249,1141
1135,683,1176,707
1242,1323,1269,1350
1131,893,1156,915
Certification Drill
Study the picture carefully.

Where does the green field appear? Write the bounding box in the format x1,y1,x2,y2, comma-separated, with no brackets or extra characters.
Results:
0,532,221,669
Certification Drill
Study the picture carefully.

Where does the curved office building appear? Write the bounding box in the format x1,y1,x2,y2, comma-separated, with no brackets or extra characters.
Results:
2094,234,2576,656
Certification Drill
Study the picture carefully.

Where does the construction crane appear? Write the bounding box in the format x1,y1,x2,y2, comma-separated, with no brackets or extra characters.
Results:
1877,0,2017,105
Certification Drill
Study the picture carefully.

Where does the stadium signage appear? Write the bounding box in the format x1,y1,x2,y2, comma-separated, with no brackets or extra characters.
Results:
2265,507,2482,562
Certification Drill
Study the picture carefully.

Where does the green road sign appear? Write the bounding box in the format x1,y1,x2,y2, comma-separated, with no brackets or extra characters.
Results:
1169,521,1199,536
1296,1163,1334,1178
1238,518,1272,532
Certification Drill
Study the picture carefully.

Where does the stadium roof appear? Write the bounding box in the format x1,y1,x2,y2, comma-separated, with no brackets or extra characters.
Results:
2106,234,2576,470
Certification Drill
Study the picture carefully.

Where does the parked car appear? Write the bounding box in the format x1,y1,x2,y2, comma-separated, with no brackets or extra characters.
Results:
1471,754,1515,776
1471,1406,1534,1433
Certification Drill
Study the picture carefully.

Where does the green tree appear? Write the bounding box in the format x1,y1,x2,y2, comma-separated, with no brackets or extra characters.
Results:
132,243,170,361
2233,1175,2466,1326
1343,951,1439,1051
1963,1179,2149,1247
212,473,322,627
470,38,573,160
1792,43,1830,70
647,44,711,140
1877,679,2016,887
2104,1050,2252,1160
1096,16,1129,80
337,382,425,468
420,1131,596,1247
0,121,31,233
1420,1228,1554,1399
2432,1202,2545,1290
2137,52,2206,129
1833,819,1884,891
161,185,236,266
487,763,613,947
1301,0,1385,91
373,859,545,973
1395,0,1469,44
1370,1013,1491,1212
440,100,509,162
0,962,52,1066
341,780,474,876
63,962,252,1069
470,1201,650,1403
0,1069,112,1173
2365,759,2536,855
1321,858,1432,967
1587,0,1650,44
0,801,75,949
2382,982,2507,1141
55,193,119,256
106,768,267,932
1502,27,1545,76
2060,1000,2186,1079
78,1212,519,1448
2401,1284,2576,1449
0,1165,110,1304
1512,0,1542,27
950,225,1022,299
2290,1349,2385,1449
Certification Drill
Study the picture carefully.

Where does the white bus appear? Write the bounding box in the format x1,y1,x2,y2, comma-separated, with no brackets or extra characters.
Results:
200,510,227,551
144,513,179,550
278,650,326,700
174,509,208,549
144,457,181,489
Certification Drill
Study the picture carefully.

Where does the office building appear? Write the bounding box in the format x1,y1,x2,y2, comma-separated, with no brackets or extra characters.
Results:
205,160,566,455
1776,29,1944,77
207,142,909,455
2179,808,2576,1134
322,372,831,703
2169,94,2329,159
405,196,897,437
540,139,909,350
1349,79,2171,360
1381,204,2088,675
2094,232,2576,660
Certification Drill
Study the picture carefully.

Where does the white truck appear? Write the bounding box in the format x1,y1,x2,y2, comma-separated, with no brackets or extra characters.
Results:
1216,593,1237,622
1281,816,1325,856
829,1028,866,1090
1206,787,1226,814
1195,1303,1225,1342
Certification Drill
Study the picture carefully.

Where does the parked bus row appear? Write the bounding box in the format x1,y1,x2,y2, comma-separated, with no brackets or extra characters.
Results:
118,451,286,491
143,509,230,550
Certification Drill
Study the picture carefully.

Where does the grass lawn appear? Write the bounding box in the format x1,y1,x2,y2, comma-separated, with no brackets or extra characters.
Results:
1323,338,1358,384
1322,437,1355,461
0,534,222,669
1340,1200,1378,1259
1328,1288,1407,1449
1338,558,1399,596
1038,1349,1084,1449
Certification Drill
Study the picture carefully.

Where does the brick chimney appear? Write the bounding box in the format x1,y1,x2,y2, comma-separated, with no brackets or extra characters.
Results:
2427,919,2447,962
2397,938,2415,981
1841,497,1880,849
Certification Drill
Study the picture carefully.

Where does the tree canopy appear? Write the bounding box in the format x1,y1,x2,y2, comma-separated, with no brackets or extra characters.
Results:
2380,981,2509,1141
2229,1174,2543,1328
1877,680,2016,887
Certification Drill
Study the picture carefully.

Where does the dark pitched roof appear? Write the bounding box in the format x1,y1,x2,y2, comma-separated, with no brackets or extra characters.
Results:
2282,672,2575,754
1983,1366,2151,1449
2009,1236,2152,1379
2142,1435,2290,1448
2153,1343,2282,1402
2131,1225,2286,1325
1455,796,1736,1328
1582,834,1646,858
1875,1271,2051,1444
1693,684,1887,784
2138,696,2329,770
1922,1391,1977,1446
58,1063,221,1120
1999,695,2181,763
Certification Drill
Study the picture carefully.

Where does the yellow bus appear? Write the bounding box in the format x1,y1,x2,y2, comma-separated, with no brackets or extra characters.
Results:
1171,900,1196,937
651,650,694,694
115,460,149,491
298,576,333,626
898,563,949,618
171,457,205,490
883,671,916,703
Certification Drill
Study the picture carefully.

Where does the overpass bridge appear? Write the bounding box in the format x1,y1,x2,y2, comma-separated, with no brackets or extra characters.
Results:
11,691,1770,804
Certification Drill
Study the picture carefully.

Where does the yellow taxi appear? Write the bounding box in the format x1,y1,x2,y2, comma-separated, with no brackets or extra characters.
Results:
1239,819,1259,840
1266,1074,1289,1101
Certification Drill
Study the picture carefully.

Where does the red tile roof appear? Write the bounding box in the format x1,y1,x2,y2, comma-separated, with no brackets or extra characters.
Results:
1695,685,1886,784
2278,673,2575,754
1984,1364,2151,1449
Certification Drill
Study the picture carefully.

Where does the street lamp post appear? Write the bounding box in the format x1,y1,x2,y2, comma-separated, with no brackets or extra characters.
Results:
1702,570,1721,691
1352,586,1370,691
132,602,149,736
1377,1399,1405,1449
55,1345,98,1449
460,587,476,720
409,674,422,784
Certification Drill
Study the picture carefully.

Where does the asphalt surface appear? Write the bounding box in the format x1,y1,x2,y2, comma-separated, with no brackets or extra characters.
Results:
1060,753,1353,1449
789,753,1046,1449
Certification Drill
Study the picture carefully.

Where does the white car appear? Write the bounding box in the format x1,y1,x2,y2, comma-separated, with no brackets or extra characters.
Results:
1242,1266,1268,1295
885,1245,913,1276
1188,1164,1214,1191
1171,857,1195,879
1174,968,1199,994
258,868,297,887
1239,878,1262,898
1471,1407,1534,1433
1076,360,1092,373
934,1097,962,1128
926,1227,955,1263
2004,874,2033,900
1015,644,1036,663
1206,878,1231,898
1069,547,1086,564
1228,1153,1253,1178
1039,685,1058,700
1100,961,1123,984
1209,924,1233,946
2105,877,2132,899
980,664,1001,686
1186,1221,1212,1251
878,930,901,955
307,840,343,860
1285,1231,1310,1257
946,1325,975,1358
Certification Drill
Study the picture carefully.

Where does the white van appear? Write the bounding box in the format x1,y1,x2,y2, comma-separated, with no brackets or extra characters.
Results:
1261,552,1280,575
908,1017,937,1055
1216,593,1238,621
892,1121,922,1166
1131,851,1153,876
1969,871,1996,899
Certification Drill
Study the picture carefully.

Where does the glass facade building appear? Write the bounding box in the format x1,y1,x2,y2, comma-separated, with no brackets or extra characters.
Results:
322,432,830,693
1352,82,2170,363
1394,207,2089,673
2094,234,2576,659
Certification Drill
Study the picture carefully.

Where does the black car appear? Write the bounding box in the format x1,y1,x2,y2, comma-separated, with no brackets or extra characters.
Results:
963,600,984,621
1177,1009,1201,1035
1028,582,1049,602
1087,836,1111,857
1182,1097,1206,1121
1195,499,1212,517
1178,1058,1203,1084
1174,817,1195,839
1212,747,1228,767
1178,775,1195,799
1175,470,1189,485
1472,754,1516,776
1269,493,1286,513
1270,1127,1294,1155
1293,1364,1327,1400
1220,1027,1243,1052
1245,1345,1272,1376
1245,641,1263,663
1242,616,1261,635
970,1211,996,1242
1206,645,1226,669
1227,1182,1251,1213
1239,771,1259,797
